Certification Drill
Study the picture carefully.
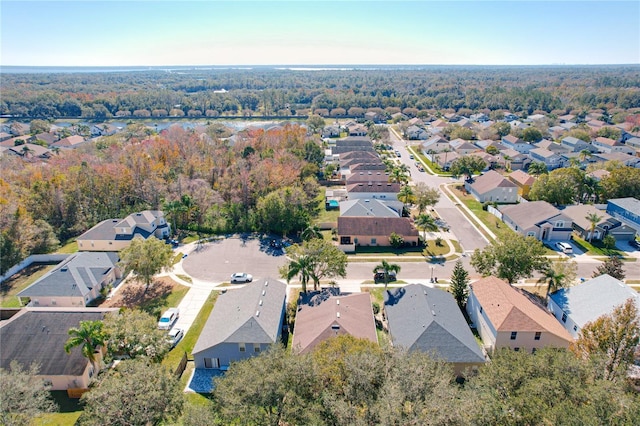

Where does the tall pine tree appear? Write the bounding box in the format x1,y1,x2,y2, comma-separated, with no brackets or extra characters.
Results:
449,260,469,308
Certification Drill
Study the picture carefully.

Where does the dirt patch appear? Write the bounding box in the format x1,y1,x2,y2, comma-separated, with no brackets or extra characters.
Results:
101,277,178,314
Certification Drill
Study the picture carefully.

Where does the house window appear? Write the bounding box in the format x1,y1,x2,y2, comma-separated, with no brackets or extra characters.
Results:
573,325,578,332
532,348,537,354
479,306,483,314
51,300,56,306
371,238,376,245
561,313,567,323
254,344,261,353
555,221,564,228
527,232,536,237
534,332,541,341
510,331,517,340
239,343,246,352
514,347,520,352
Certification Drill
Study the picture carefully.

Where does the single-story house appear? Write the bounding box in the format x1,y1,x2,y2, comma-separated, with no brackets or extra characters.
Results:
561,204,636,242
465,170,518,204
337,216,419,251
7,143,53,159
500,148,531,171
384,284,485,375
193,278,287,369
292,290,377,354
466,276,573,354
346,182,400,201
321,125,342,138
0,307,116,391
431,151,460,171
345,171,390,184
548,274,640,338
450,138,479,155
607,198,640,233
51,135,86,149
76,210,170,251
591,152,640,168
499,200,573,241
17,252,121,307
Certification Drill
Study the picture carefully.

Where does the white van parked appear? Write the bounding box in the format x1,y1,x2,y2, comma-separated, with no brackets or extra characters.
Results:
555,241,573,254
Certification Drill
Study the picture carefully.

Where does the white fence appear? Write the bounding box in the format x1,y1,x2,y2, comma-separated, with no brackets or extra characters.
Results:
487,205,503,220
0,254,69,284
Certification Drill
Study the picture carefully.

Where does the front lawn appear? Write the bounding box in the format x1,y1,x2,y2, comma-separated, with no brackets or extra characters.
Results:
100,277,189,318
571,235,624,257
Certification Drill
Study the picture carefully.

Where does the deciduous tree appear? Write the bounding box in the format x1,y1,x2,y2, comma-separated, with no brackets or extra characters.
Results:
118,236,174,290
0,361,56,426
103,309,170,362
413,182,440,215
449,155,487,181
592,256,625,280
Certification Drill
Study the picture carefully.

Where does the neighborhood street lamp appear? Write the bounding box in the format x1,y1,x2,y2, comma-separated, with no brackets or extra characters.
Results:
430,266,435,283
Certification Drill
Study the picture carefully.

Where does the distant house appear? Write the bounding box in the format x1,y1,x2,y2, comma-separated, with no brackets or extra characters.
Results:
17,252,121,307
384,284,485,375
592,137,635,155
431,151,459,171
0,308,116,391
535,139,569,154
51,135,86,149
561,136,596,153
420,136,450,155
466,276,572,354
501,135,533,154
345,170,390,185
499,201,573,241
30,132,59,145
465,170,518,203
193,278,287,369
346,123,368,137
561,204,636,242
529,148,565,170
449,138,479,155
292,291,377,354
364,111,384,123
346,182,400,201
337,217,419,251
548,274,640,338
339,199,403,218
7,143,53,159
321,125,341,138
470,113,489,122
591,152,640,168
508,170,535,198
76,210,170,251
500,148,531,171
405,125,429,140
607,198,640,233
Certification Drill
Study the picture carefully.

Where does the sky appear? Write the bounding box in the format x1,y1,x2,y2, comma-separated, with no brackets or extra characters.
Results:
1,1,639,66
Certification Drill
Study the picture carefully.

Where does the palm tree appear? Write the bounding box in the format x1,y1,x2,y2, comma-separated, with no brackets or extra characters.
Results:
64,320,106,371
536,259,576,299
579,149,592,163
281,254,313,294
389,167,409,184
398,185,414,207
415,213,438,241
586,212,603,242
300,225,322,241
373,260,401,291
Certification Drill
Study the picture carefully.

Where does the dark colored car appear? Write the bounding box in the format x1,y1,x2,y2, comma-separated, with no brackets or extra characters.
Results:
374,271,397,283
630,240,640,250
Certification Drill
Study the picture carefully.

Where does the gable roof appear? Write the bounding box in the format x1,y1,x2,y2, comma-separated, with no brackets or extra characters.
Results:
77,210,163,242
384,284,485,363
499,200,565,230
345,171,390,184
560,205,612,230
18,252,120,299
608,197,640,212
292,291,377,354
470,277,572,340
339,199,402,217
338,216,418,237
508,170,535,187
192,278,286,354
346,182,400,194
469,170,517,195
549,274,640,328
0,308,116,376
51,135,85,148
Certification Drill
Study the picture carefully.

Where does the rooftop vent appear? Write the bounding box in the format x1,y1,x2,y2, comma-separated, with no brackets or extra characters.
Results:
336,299,340,305
259,300,263,306
432,310,436,316
331,325,340,330
255,310,260,317
337,312,341,318
262,290,266,296
264,281,269,287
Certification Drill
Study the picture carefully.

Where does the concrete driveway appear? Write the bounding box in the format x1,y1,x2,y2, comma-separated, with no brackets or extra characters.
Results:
181,234,289,282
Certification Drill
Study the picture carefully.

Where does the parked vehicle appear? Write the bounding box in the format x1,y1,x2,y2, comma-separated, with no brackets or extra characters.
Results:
374,271,397,283
158,308,180,330
629,239,640,250
395,150,402,157
409,154,414,159
555,241,573,254
167,327,184,348
230,272,253,283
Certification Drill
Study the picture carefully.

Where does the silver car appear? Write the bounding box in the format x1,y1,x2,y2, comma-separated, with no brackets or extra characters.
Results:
230,272,253,283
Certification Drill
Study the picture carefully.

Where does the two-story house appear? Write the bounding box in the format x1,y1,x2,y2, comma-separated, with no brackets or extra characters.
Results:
499,201,573,241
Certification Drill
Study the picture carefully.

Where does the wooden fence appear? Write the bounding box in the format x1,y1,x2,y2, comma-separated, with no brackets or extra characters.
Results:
174,352,188,378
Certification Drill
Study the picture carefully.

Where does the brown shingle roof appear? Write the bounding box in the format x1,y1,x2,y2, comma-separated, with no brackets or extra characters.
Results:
346,182,400,193
292,292,377,354
508,170,535,186
469,170,517,195
470,276,572,339
338,217,418,237
499,200,563,230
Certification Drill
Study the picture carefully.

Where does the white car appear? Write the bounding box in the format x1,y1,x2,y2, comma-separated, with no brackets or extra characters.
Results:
158,308,179,330
555,241,573,254
230,272,253,283
167,328,184,349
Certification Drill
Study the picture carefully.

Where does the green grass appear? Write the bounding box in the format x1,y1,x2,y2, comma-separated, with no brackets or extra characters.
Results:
1,263,57,308
313,188,340,224
32,391,83,426
571,235,623,257
410,146,452,176
172,252,185,265
422,239,451,257
137,282,190,319
175,274,193,284
450,240,463,253
162,290,219,369
54,240,78,254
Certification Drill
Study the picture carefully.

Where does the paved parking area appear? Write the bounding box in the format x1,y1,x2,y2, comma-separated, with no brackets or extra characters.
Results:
181,235,289,283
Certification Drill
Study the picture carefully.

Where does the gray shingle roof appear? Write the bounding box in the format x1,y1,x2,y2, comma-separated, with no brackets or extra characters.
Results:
608,197,640,212
549,274,640,328
499,200,564,231
0,308,115,376
384,284,485,363
339,199,402,217
18,252,120,299
192,278,286,355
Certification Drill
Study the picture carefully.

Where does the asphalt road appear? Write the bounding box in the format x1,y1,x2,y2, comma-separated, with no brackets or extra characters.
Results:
387,127,489,252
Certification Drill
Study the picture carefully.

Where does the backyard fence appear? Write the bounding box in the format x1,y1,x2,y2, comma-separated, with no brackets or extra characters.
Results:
174,352,189,378
0,254,69,284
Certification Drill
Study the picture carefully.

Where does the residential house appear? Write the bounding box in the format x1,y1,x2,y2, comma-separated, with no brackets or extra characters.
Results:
321,125,342,138
500,148,531,171
501,135,533,154
346,182,400,201
339,199,403,218
474,139,506,152
30,132,59,146
91,124,119,137
503,112,519,122
421,135,450,155
465,170,518,203
193,278,287,369
0,131,11,141
561,136,597,153
431,151,460,171
8,143,53,159
384,284,485,375
499,201,573,241
466,276,572,353
337,217,419,251
292,291,377,354
561,204,636,242
607,198,640,233
470,113,489,122
51,135,86,149
558,114,576,123
548,274,640,338
17,252,122,307
365,111,384,123
337,150,380,165
586,119,607,132
508,170,535,198
345,171,390,185
625,137,640,150
548,126,567,140
535,139,569,154
529,148,565,170
592,137,635,155
0,308,116,391
428,119,448,133
346,123,368,137
450,138,479,155
591,152,640,168
586,169,610,181
76,210,170,251
405,125,429,140
474,152,504,171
